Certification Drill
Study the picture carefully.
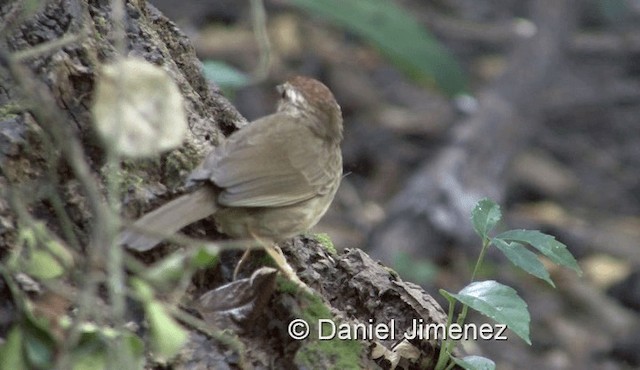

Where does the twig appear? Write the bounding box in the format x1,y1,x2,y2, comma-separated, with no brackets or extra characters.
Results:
12,33,84,62
250,0,271,82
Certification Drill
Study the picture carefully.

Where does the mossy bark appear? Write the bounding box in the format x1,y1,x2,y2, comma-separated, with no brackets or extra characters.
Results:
0,1,450,368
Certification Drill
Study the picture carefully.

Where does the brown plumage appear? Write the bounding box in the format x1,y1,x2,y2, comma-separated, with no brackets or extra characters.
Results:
120,76,343,251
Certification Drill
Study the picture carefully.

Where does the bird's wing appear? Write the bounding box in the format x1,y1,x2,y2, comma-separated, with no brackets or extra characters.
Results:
207,113,334,207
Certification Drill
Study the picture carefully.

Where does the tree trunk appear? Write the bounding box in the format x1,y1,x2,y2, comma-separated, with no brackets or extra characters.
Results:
0,1,450,368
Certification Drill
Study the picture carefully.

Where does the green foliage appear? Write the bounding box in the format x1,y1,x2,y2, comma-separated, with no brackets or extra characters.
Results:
0,30,223,370
143,253,190,287
143,246,219,289
0,307,57,370
313,233,337,255
393,251,438,285
0,102,23,119
492,239,554,286
68,326,144,370
21,314,56,370
146,301,189,360
0,327,27,370
295,338,363,370
202,60,250,95
435,198,581,370
444,280,530,344
285,282,364,369
595,0,628,23
8,223,74,280
288,0,467,96
471,198,501,243
132,278,189,361
191,246,220,268
452,355,496,370
276,274,303,295
0,238,193,369
495,229,581,276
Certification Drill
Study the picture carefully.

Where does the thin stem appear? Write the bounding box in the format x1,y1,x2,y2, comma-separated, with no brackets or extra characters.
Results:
456,238,491,327
436,237,493,369
470,238,491,283
435,297,457,370
37,127,82,251
250,0,271,82
12,33,83,61
105,0,128,359
111,0,127,57
105,154,125,325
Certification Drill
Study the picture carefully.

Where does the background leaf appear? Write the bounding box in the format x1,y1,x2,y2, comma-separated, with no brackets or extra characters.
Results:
22,315,56,369
202,60,250,92
394,251,438,285
0,327,28,370
288,0,466,95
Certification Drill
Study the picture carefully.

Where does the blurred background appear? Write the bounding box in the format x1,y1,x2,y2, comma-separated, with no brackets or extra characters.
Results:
150,0,640,368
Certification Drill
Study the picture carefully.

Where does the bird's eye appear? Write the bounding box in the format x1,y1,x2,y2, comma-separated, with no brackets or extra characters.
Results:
276,85,288,99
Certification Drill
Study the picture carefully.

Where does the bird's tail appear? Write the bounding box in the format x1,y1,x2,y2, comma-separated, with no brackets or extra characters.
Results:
119,186,219,251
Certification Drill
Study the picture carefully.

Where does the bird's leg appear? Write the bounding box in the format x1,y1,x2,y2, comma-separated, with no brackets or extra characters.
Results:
236,232,311,293
235,230,278,277
233,248,252,280
263,243,312,294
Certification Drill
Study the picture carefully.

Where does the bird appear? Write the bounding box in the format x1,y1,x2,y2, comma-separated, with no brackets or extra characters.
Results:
120,76,343,252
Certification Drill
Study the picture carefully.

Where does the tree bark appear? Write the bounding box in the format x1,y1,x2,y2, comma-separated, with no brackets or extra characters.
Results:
0,1,450,368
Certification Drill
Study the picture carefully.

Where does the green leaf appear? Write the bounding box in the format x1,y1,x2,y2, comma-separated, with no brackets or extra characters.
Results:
23,249,66,279
471,198,501,240
132,277,188,359
22,238,74,279
439,289,456,306
288,0,466,95
452,355,496,370
144,248,218,288
146,300,188,360
17,224,73,279
71,326,144,370
143,253,187,287
122,331,145,367
496,229,581,275
190,246,219,269
131,278,154,303
492,239,554,287
202,60,250,90
597,0,628,22
22,315,56,369
450,280,531,344
394,251,438,285
0,326,28,370
71,331,107,370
